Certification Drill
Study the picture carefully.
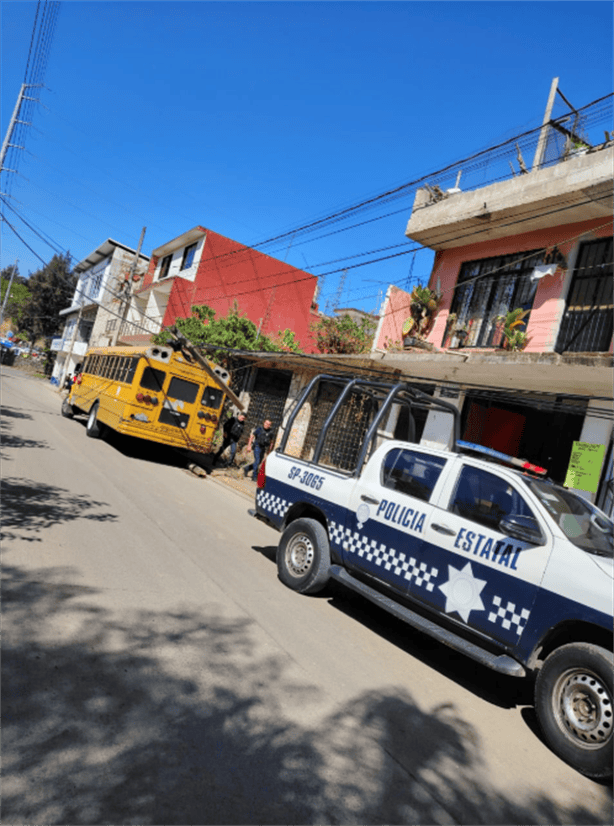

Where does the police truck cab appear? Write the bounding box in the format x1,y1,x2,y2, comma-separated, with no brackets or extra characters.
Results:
250,375,613,780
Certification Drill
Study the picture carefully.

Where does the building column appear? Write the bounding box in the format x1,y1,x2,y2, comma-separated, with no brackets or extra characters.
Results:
420,384,465,451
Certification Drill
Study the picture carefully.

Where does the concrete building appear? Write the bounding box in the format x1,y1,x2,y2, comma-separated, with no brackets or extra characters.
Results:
118,226,320,352
373,128,613,512
51,239,149,385
213,112,613,515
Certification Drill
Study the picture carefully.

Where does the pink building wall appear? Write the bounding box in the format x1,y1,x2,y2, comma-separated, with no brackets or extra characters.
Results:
377,217,611,353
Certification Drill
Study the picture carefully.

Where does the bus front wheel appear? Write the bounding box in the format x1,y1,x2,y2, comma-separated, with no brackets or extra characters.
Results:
86,402,105,439
61,398,75,418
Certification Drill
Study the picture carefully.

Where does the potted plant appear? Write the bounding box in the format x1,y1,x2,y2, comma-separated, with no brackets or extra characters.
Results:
402,285,442,349
495,307,530,351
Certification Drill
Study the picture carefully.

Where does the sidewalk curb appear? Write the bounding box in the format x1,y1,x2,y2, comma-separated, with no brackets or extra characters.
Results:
201,469,257,503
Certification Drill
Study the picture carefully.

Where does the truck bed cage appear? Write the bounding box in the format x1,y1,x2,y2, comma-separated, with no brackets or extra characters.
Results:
279,374,461,477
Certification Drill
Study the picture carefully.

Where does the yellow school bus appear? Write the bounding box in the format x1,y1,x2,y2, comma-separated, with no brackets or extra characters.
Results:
62,344,233,453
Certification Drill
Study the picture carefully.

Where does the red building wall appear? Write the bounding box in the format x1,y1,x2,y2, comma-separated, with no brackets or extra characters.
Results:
157,229,318,352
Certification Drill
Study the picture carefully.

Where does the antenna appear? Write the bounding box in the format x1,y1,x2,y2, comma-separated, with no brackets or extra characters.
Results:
332,269,347,312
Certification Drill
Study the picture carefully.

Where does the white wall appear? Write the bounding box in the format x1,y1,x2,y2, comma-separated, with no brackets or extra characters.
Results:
153,237,205,283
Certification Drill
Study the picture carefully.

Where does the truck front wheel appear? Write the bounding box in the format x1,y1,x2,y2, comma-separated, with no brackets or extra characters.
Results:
277,517,331,595
535,642,613,780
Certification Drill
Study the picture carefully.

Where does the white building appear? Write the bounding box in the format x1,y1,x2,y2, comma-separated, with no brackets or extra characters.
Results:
51,239,149,385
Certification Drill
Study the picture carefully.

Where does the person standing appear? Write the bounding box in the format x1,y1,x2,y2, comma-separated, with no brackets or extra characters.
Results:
213,411,246,466
243,418,275,481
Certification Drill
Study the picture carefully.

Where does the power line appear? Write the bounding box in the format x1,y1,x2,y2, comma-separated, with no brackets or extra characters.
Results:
9,92,611,282
4,189,611,340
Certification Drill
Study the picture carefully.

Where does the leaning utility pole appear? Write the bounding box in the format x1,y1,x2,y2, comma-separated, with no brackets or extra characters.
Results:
0,84,42,177
532,77,559,171
111,227,146,346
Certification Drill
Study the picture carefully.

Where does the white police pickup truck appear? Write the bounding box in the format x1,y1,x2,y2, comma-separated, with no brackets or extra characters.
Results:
250,375,613,779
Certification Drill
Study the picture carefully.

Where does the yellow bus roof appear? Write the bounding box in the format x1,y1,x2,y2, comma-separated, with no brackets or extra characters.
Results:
83,345,171,358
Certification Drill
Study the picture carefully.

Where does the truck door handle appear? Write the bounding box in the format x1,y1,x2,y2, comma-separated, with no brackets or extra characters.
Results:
361,495,380,505
431,523,456,536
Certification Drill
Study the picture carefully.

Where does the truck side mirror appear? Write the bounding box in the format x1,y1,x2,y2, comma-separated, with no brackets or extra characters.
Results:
500,515,544,545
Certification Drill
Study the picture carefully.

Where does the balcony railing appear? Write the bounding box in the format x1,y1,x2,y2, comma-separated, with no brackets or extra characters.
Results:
119,318,162,338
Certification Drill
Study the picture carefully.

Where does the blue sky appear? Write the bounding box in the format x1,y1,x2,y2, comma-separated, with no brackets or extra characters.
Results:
1,1,612,315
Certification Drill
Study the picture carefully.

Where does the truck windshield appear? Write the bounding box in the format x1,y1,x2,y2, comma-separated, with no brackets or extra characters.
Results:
524,478,613,558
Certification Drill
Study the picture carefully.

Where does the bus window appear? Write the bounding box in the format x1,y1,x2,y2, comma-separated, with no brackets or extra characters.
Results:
141,367,166,392
202,385,224,409
119,357,138,384
167,376,198,403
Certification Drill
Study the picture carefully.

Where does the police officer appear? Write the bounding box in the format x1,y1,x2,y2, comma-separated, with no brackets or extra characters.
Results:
244,418,275,481
213,411,246,466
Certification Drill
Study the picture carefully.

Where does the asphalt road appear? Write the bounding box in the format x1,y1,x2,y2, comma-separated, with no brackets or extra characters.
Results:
2,367,612,825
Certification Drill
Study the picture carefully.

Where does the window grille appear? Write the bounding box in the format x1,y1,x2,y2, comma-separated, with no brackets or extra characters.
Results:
556,238,613,353
446,250,543,348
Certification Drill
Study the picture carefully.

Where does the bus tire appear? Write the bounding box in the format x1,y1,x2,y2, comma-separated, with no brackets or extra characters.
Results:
535,643,613,780
61,398,75,418
277,517,330,595
86,402,104,439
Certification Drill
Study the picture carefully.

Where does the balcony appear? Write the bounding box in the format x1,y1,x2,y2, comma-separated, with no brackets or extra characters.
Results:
405,146,613,250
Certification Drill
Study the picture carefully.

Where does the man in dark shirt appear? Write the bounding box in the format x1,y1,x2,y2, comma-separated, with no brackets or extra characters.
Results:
243,418,275,481
213,411,246,466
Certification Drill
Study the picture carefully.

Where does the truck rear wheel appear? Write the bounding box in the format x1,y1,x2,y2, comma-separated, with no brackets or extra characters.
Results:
535,642,613,780
277,517,331,595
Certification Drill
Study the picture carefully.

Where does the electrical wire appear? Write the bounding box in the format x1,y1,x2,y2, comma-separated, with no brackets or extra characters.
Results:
4,190,612,340
9,92,612,283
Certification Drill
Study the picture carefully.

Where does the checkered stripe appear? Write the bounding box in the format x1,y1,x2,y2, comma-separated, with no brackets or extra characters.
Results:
488,595,530,634
328,522,438,590
411,560,439,592
256,490,289,518
328,520,346,550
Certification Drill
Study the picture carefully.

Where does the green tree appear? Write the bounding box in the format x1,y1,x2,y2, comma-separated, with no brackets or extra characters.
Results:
0,265,31,332
154,302,302,354
20,253,76,373
310,313,376,354
20,253,76,341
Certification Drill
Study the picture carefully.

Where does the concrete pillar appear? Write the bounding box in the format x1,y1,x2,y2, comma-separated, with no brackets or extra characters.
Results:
420,385,465,451
280,372,313,457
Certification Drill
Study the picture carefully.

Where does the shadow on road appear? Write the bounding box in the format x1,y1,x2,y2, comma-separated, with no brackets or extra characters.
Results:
1,477,118,543
250,547,532,710
71,414,200,470
3,562,610,825
1,405,51,459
